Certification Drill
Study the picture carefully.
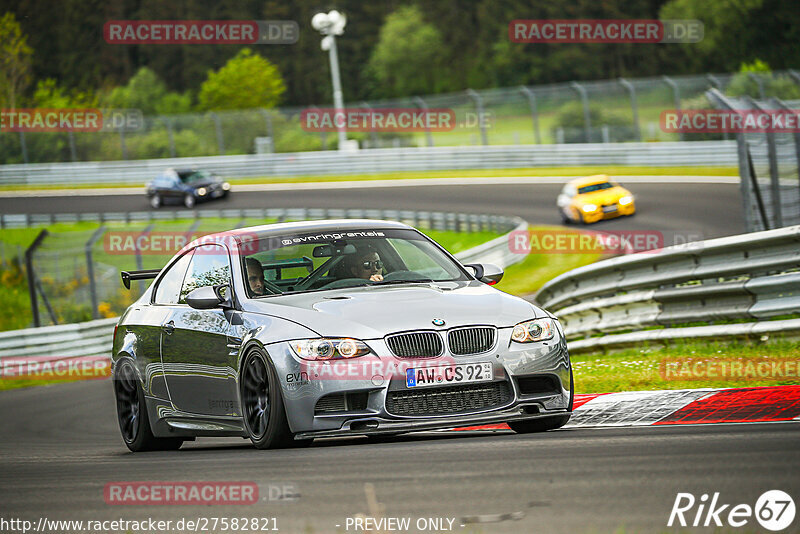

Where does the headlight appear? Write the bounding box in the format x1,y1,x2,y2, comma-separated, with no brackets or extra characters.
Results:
619,195,633,206
197,187,207,196
581,204,597,213
511,318,556,343
290,338,372,360
222,182,231,191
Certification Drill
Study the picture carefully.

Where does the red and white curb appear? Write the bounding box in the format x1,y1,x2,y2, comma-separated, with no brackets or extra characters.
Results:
454,385,800,431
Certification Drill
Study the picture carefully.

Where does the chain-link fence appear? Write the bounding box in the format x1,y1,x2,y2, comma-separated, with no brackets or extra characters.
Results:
707,90,800,232
4,70,799,164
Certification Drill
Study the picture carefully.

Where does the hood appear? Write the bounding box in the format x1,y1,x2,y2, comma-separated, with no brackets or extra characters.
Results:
244,281,543,339
577,186,630,205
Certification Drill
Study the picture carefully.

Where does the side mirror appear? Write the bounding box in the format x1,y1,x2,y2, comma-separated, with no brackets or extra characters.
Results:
464,263,504,285
185,285,231,310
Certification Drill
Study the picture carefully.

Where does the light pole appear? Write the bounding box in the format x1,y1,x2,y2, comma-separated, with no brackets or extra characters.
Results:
312,10,348,150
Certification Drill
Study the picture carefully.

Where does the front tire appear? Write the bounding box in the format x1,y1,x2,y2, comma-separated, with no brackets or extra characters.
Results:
508,368,574,434
240,349,294,449
183,193,196,209
114,360,183,452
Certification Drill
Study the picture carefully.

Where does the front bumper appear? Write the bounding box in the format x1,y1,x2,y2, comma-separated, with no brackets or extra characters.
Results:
581,202,636,223
294,402,567,439
267,325,572,437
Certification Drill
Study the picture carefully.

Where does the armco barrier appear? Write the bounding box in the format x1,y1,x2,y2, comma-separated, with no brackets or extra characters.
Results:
0,318,117,373
0,142,737,186
534,225,800,352
0,215,527,364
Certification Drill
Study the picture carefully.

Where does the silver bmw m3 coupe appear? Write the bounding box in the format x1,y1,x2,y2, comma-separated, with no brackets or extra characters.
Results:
112,219,573,451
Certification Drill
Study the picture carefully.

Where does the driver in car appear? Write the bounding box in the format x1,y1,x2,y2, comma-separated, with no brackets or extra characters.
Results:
348,247,384,282
245,257,267,295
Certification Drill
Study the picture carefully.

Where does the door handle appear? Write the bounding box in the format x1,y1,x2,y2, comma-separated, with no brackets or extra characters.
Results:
162,321,175,335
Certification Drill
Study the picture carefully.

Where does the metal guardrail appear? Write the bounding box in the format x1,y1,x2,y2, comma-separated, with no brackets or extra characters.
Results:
0,318,117,370
534,225,800,352
0,142,737,186
0,214,527,362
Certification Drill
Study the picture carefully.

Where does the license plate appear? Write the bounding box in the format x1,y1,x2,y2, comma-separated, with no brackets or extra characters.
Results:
212,190,223,198
405,362,493,388
602,205,617,213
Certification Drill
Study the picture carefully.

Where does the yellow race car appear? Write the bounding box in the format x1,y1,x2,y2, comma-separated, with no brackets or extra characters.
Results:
556,175,636,224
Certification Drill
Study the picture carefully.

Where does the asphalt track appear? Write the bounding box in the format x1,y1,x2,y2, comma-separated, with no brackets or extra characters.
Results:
0,179,744,239
1,380,798,533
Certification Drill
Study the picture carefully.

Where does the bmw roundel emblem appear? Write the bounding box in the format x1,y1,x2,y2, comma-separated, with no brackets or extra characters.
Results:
432,318,445,326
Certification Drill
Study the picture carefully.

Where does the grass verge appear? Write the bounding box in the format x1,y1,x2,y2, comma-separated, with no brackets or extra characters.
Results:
572,340,800,393
0,165,737,191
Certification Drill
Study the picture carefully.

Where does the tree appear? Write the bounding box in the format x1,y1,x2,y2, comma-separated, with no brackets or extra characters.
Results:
659,0,800,73
0,12,33,108
32,78,96,107
366,6,444,98
103,67,191,115
726,60,800,100
197,49,285,111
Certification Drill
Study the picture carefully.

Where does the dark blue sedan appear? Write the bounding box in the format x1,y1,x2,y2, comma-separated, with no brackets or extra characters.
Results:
146,168,231,209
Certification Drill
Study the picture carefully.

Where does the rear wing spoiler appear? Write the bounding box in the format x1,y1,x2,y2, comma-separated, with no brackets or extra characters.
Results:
121,269,161,290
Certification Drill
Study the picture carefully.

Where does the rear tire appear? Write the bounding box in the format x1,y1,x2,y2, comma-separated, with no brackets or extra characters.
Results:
508,367,574,434
240,349,295,450
114,360,183,452
150,194,161,209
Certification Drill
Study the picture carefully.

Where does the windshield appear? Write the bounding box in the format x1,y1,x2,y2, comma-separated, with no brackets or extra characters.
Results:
178,169,213,183
241,228,468,297
578,182,615,194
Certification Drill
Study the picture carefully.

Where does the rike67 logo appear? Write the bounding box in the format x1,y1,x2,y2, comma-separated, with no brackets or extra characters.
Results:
668,490,795,531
